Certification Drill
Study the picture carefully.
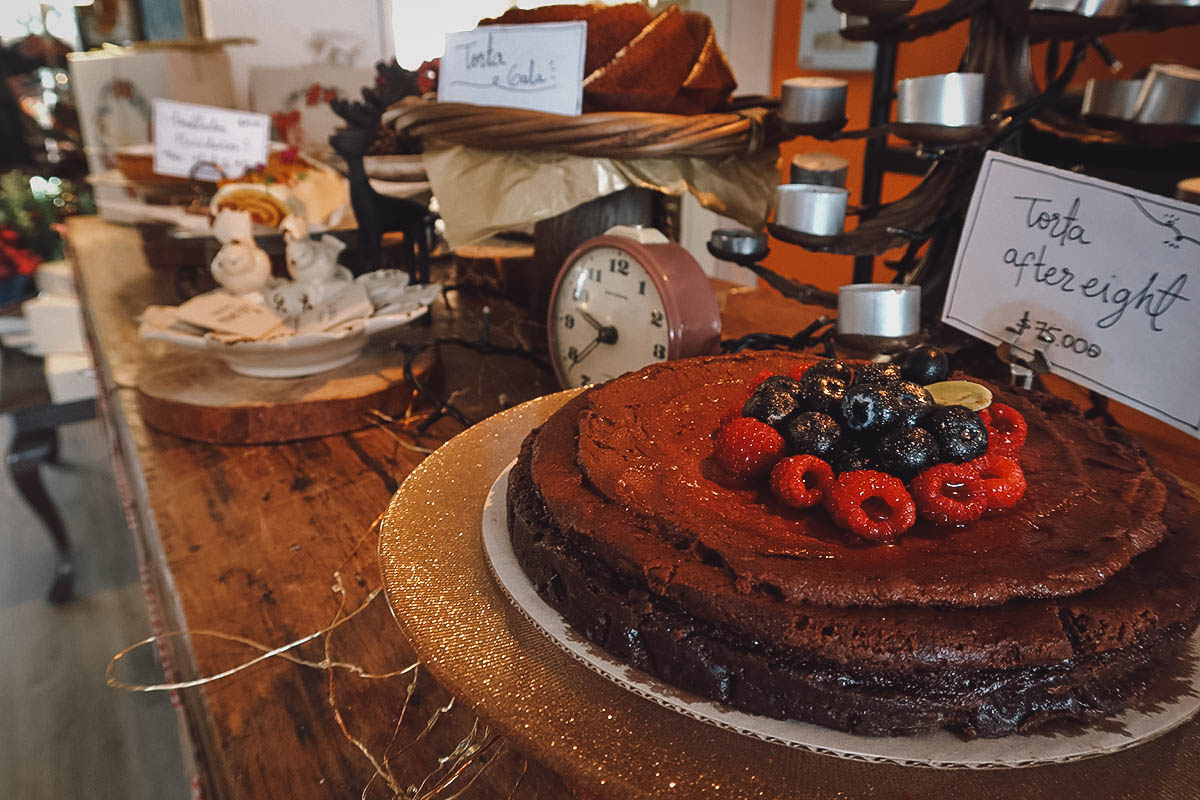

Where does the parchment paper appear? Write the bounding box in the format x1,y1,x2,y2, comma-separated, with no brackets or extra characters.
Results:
421,144,780,248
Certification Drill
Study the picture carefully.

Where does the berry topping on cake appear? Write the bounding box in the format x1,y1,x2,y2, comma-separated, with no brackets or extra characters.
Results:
901,345,949,385
829,470,917,541
797,371,850,416
743,381,801,428
714,417,786,479
911,463,988,525
748,368,775,392
770,455,835,509
854,362,902,385
970,454,1027,510
981,403,1028,456
923,405,989,463
877,427,941,481
783,412,841,458
787,363,811,381
805,359,855,384
841,382,904,435
893,380,937,427
830,441,876,474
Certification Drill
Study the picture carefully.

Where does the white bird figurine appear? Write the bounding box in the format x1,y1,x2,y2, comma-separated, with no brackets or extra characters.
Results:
282,215,346,285
210,210,271,296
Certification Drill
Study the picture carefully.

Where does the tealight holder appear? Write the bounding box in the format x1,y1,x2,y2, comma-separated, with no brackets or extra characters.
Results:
774,184,849,238
832,0,916,16
780,77,848,135
1133,64,1200,126
1027,0,1130,36
892,73,985,145
708,229,768,263
835,283,921,354
1081,78,1143,121
789,152,849,187
1134,0,1200,26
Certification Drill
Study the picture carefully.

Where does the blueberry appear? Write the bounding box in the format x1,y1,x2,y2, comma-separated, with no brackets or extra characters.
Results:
840,382,905,435
805,359,855,385
876,427,941,481
783,412,841,458
854,362,902,385
901,345,950,385
743,385,800,428
797,371,849,416
893,380,936,427
757,375,802,395
922,406,989,463
831,443,875,474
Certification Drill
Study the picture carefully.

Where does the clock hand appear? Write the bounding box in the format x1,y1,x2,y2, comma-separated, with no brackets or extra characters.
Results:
578,309,619,345
568,338,601,370
579,309,605,331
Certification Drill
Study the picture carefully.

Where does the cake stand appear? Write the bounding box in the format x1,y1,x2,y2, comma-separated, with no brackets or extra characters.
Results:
378,390,1200,800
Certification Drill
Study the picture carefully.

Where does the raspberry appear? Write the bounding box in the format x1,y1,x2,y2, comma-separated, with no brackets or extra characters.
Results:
770,455,835,509
970,454,1026,510
748,369,776,392
911,463,987,525
714,417,786,479
983,403,1028,456
828,470,916,541
787,363,811,381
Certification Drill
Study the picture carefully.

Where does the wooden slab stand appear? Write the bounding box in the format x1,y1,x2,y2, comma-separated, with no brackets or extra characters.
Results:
136,340,437,444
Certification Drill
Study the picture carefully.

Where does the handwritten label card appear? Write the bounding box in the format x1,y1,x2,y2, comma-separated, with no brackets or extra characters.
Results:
438,22,586,116
943,152,1198,437
153,100,270,180
176,292,286,340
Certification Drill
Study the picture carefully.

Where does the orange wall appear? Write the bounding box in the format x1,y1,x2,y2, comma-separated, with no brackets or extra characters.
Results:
766,0,1199,291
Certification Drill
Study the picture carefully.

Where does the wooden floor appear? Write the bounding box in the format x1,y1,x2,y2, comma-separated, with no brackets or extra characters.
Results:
0,416,188,800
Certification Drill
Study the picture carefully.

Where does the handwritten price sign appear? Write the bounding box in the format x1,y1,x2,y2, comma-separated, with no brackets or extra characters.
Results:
943,152,1198,437
438,22,586,116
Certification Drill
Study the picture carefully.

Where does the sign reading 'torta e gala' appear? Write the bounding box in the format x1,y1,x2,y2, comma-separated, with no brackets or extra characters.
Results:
438,21,587,116
943,151,1197,438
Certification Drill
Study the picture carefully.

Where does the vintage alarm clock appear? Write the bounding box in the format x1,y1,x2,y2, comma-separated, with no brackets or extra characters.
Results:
547,226,721,388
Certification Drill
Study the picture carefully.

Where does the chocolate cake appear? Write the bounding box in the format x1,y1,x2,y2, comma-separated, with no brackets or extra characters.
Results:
506,351,1200,738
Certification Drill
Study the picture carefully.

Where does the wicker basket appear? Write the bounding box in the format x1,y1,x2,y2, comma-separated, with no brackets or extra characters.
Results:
381,96,783,159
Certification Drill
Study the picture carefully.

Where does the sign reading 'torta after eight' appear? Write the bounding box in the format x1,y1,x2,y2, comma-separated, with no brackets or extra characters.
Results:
943,151,1197,437
438,21,587,116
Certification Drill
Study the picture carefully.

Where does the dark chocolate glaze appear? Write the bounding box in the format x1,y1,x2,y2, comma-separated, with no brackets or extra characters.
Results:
507,352,1200,737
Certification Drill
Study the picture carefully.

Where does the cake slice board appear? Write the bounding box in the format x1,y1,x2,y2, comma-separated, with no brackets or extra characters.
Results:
135,340,436,444
482,462,1200,770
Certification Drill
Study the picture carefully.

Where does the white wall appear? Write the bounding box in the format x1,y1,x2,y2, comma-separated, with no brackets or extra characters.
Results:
680,0,776,286
200,0,392,107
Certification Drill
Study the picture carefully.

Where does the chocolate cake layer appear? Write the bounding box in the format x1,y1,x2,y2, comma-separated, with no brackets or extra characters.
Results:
506,352,1200,737
569,352,1165,607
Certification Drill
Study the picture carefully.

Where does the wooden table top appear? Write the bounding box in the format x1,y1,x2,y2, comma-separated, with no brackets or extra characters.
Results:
65,216,1198,800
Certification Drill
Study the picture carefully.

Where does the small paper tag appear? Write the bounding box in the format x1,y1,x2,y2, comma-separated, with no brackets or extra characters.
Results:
176,293,286,340
943,151,1200,438
153,100,271,180
438,22,587,116
292,282,373,334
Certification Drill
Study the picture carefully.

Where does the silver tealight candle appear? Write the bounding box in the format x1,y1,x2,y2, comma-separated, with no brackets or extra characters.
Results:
774,184,849,237
780,77,848,125
896,72,985,127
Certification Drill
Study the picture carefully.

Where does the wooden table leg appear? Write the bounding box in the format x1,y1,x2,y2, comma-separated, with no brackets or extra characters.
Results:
7,426,73,603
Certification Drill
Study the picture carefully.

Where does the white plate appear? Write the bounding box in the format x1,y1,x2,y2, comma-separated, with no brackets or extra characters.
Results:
482,462,1200,770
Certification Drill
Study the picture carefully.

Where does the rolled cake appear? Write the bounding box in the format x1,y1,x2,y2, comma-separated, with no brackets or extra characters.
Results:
506,351,1200,738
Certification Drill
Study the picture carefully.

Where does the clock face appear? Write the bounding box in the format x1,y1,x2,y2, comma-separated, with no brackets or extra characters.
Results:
550,245,671,388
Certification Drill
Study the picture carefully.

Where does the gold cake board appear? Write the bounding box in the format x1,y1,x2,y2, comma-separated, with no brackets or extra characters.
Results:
379,390,1200,799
